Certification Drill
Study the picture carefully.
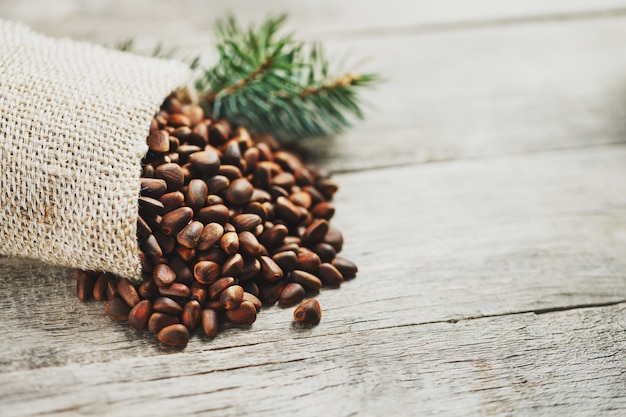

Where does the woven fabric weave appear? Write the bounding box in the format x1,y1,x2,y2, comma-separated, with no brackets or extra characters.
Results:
0,20,191,280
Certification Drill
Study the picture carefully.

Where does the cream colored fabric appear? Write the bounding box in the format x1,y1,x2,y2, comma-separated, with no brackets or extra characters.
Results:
0,19,190,280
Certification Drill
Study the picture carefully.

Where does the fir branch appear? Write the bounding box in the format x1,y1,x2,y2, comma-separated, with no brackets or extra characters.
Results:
197,14,378,141
116,14,379,141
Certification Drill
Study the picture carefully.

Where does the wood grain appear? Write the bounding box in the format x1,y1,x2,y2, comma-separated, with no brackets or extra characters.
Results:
2,1,626,171
1,1,625,415
1,303,625,416
303,16,626,171
1,145,624,372
3,0,626,40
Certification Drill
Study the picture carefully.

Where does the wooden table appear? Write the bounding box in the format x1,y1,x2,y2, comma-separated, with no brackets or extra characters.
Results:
1,1,625,415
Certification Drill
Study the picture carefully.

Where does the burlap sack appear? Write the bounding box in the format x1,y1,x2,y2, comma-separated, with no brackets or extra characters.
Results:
0,19,191,280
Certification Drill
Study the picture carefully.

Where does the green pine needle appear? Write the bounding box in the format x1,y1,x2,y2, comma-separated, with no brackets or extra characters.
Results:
198,14,379,141
116,14,379,141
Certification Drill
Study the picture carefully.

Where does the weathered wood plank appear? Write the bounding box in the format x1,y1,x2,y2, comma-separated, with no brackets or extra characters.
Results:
3,2,626,170
303,16,626,171
3,0,626,41
329,144,626,321
2,303,625,416
1,145,624,373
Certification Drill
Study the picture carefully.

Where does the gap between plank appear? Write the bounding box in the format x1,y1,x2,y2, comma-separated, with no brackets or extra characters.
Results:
315,7,626,39
405,300,626,327
199,301,626,351
329,141,626,174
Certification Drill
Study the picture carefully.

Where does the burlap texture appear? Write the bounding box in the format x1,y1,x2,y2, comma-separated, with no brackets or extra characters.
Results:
0,19,191,280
